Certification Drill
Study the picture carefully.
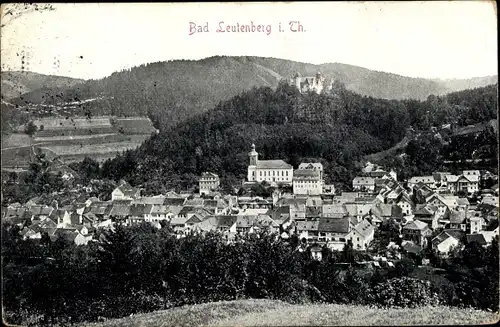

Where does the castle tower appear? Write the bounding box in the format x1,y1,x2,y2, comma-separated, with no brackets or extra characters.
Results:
294,72,302,91
314,71,323,94
249,143,258,166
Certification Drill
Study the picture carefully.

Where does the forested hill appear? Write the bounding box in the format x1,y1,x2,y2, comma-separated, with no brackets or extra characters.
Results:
8,56,498,130
1,71,84,100
98,82,498,192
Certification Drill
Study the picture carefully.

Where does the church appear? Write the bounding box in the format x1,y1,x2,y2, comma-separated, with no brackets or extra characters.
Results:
247,144,294,186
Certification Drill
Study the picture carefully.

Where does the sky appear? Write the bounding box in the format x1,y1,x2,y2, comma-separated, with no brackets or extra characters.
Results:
1,2,498,80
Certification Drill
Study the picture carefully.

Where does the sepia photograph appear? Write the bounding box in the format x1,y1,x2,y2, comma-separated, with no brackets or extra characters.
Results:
1,2,499,326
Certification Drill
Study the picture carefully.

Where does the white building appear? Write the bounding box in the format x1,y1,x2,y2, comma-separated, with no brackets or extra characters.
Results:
408,176,436,189
111,181,141,201
199,172,220,195
446,172,480,195
293,163,324,195
352,176,375,192
247,144,293,186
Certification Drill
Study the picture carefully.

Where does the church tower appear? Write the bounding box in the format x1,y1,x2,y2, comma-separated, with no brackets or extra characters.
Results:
249,143,258,166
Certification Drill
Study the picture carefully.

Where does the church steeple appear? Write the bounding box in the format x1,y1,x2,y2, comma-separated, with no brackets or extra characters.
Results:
249,143,258,166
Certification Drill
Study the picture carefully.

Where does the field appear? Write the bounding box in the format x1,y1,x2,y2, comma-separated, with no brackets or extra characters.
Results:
81,299,499,327
1,133,32,149
1,116,156,168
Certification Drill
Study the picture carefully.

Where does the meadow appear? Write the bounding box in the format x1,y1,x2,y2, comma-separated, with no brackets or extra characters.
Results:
81,299,499,327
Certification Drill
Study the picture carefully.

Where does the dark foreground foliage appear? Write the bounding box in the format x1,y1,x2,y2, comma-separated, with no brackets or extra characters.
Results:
2,222,498,326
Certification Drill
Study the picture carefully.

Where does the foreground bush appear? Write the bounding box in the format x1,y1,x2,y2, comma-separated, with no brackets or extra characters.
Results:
2,222,498,325
370,277,441,308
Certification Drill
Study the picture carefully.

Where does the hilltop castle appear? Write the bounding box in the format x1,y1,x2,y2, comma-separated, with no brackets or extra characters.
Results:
287,71,333,94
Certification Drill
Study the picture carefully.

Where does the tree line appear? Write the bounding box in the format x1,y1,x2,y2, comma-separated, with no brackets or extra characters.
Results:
2,222,498,326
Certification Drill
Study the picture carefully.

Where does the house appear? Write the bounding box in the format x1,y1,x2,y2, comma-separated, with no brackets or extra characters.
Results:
247,144,293,186
270,205,291,223
412,183,435,204
20,226,42,240
84,201,113,220
197,215,238,234
235,215,279,234
145,204,172,222
367,168,397,181
199,172,220,195
177,206,212,220
238,208,272,216
180,214,201,227
39,218,57,229
296,216,374,251
335,192,360,204
28,205,55,221
296,220,321,244
108,200,132,224
169,217,188,232
370,203,403,224
132,196,167,206
163,197,187,207
82,213,99,227
446,172,480,195
111,181,141,201
408,176,435,189
66,224,89,236
238,197,274,210
293,169,323,195
402,220,432,247
352,176,375,192
128,204,150,224
350,219,375,250
431,230,463,257
322,204,348,219
69,212,83,225
94,219,114,230
448,210,467,231
426,193,458,212
303,205,320,220
432,172,452,188
466,228,498,247
49,209,72,227
51,228,88,245
481,195,499,208
395,193,414,216
413,204,440,230
203,198,229,215
401,241,424,255
469,216,483,234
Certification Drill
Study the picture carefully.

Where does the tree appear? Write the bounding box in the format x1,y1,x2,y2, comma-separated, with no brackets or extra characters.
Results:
24,121,37,136
342,240,355,263
24,121,38,141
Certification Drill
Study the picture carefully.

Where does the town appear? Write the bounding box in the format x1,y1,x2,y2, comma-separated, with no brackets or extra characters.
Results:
3,143,498,265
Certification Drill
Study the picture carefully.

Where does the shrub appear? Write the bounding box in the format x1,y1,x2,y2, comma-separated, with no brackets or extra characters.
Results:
371,277,440,308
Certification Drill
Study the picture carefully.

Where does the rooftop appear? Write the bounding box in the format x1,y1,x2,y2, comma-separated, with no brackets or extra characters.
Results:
256,160,293,169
